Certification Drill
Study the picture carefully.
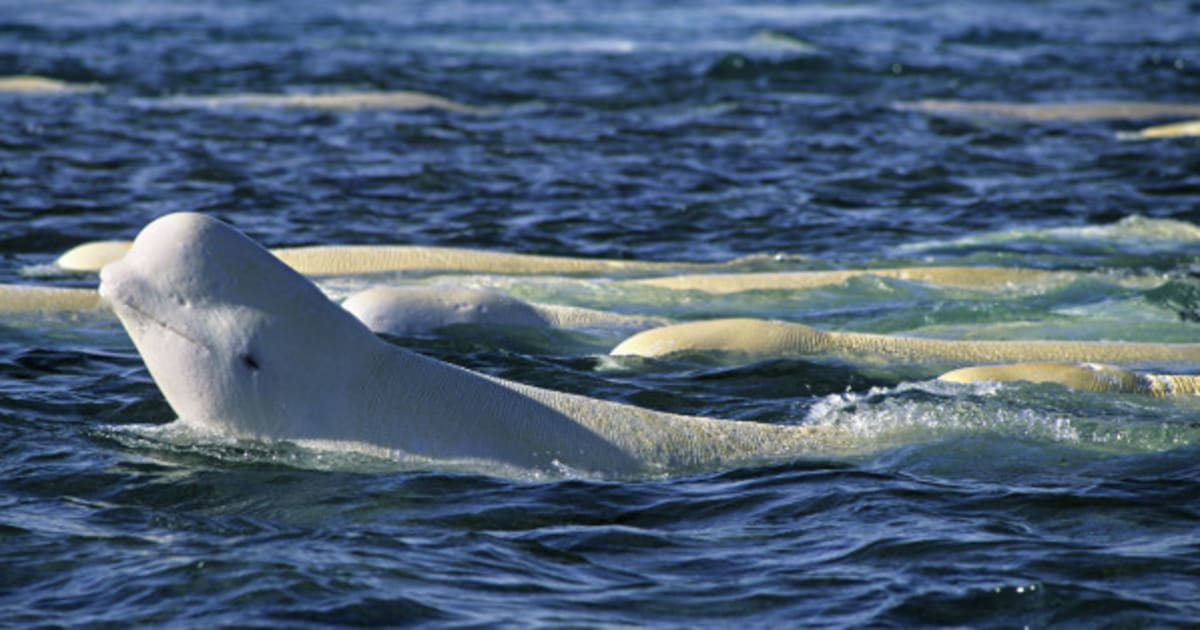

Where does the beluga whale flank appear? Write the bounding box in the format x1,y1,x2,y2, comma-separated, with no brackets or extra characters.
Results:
98,213,855,476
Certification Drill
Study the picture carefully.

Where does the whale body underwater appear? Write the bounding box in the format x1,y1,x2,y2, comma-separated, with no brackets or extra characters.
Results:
341,285,669,336
99,212,869,476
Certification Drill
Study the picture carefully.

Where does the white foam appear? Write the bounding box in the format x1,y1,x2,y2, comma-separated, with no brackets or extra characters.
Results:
100,420,588,480
803,379,1199,455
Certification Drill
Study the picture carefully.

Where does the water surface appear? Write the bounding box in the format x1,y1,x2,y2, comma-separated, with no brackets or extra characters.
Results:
2,1,1200,626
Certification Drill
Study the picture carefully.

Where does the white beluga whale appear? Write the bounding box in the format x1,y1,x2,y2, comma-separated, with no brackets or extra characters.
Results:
98,213,859,476
343,286,549,333
342,285,669,336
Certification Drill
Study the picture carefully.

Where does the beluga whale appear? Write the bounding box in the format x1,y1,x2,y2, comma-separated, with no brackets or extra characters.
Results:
98,213,857,476
939,362,1200,397
341,285,669,336
0,75,103,94
610,318,1200,367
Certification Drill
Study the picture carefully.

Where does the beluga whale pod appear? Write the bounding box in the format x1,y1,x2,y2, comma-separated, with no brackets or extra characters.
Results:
98,213,860,476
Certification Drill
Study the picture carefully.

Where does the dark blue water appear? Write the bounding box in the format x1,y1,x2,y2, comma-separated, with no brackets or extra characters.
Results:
3,1,1200,626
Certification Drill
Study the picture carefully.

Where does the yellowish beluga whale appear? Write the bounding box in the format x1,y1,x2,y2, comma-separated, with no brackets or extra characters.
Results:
623,266,1154,293
152,90,487,114
0,284,104,312
0,75,103,94
55,238,759,276
1120,119,1200,140
610,318,1200,367
939,362,1200,397
98,212,864,476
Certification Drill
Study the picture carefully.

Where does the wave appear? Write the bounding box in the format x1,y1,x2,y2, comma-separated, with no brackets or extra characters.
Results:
94,375,1200,481
97,420,610,481
805,379,1200,458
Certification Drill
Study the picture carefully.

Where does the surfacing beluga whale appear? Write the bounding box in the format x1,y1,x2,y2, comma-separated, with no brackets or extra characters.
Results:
0,75,103,94
152,90,486,114
99,213,858,476
939,362,1200,397
0,284,104,312
342,285,669,336
609,318,1200,367
57,236,770,276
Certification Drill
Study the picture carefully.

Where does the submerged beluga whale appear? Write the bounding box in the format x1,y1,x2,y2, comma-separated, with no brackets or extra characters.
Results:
99,213,857,476
342,285,669,336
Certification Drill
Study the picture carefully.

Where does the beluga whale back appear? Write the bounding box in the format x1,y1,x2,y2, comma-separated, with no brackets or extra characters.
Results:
99,213,855,476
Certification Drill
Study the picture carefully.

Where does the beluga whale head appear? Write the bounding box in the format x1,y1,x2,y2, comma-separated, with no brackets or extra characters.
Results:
99,212,386,441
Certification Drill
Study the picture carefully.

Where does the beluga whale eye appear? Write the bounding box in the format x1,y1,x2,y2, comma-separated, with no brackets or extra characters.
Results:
240,352,260,371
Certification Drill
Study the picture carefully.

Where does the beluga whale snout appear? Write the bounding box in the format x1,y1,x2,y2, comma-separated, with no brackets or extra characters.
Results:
101,212,855,476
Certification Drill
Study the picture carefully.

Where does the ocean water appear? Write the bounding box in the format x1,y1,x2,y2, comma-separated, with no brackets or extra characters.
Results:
3,0,1200,626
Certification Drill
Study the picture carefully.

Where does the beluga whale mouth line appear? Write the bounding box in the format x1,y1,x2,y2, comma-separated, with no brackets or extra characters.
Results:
97,212,868,477
99,262,212,355
104,291,211,354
